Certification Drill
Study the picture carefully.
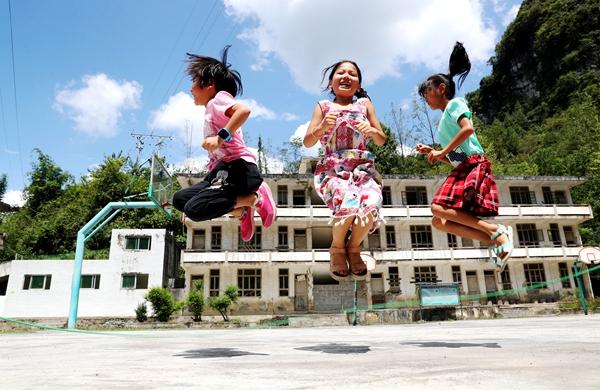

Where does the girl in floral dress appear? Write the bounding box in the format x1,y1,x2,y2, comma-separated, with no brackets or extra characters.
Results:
303,60,386,281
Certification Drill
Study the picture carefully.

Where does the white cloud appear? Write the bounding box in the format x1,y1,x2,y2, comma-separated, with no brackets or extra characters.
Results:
282,112,299,121
225,0,497,93
148,92,204,144
172,154,210,174
238,98,277,120
54,73,142,138
292,121,319,157
247,147,284,173
502,5,520,26
2,190,24,207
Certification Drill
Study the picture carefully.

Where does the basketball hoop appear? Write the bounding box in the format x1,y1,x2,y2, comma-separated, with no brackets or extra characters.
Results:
148,154,174,218
578,247,600,265
361,253,377,271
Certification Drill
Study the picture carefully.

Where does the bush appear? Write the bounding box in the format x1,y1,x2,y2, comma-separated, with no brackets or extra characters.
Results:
187,280,205,322
135,302,148,322
208,285,239,322
146,287,178,322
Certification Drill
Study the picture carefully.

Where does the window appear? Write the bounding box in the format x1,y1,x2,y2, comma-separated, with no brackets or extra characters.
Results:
125,236,151,250
292,189,305,206
388,266,401,293
563,226,577,246
500,266,512,291
277,185,288,206
192,229,206,250
239,226,262,251
509,186,536,205
211,226,222,250
413,266,438,283
121,273,149,289
368,229,381,249
190,275,204,290
382,186,392,206
23,274,52,290
542,187,567,204
385,226,396,249
447,233,458,248
558,262,572,289
278,226,289,249
523,263,546,287
452,265,462,285
0,275,8,296
402,186,428,205
209,270,220,296
81,274,101,289
410,225,433,249
279,269,289,296
238,269,261,297
294,229,307,250
547,224,562,247
461,237,474,248
517,224,542,247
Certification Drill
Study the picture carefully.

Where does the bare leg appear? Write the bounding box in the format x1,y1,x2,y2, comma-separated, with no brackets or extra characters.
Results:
347,213,375,248
431,204,508,247
431,217,493,244
331,216,354,248
225,193,258,218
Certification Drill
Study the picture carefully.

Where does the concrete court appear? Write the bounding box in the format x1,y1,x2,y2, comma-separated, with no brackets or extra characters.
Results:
1,314,599,389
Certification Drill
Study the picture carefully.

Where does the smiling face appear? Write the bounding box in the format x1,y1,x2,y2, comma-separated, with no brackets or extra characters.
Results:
329,62,361,99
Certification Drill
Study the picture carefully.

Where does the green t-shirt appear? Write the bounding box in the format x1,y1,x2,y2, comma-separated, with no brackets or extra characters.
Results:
438,97,484,166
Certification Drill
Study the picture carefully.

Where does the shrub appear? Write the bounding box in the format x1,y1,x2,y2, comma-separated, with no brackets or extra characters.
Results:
208,285,239,322
187,280,205,322
146,287,178,322
135,302,148,322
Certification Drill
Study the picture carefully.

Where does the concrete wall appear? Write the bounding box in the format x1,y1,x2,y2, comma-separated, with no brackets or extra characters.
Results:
0,229,166,318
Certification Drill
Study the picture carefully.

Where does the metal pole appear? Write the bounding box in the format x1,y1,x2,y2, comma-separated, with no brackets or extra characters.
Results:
352,280,358,326
572,264,588,315
67,201,156,329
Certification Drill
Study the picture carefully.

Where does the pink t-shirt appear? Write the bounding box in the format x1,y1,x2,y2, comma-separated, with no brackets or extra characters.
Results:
203,91,257,170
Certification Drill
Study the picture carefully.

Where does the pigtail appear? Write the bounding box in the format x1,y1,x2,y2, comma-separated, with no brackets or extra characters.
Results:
355,88,371,100
448,42,471,91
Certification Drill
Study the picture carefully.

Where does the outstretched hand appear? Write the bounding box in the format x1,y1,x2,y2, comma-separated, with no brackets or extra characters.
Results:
415,143,433,154
426,149,446,164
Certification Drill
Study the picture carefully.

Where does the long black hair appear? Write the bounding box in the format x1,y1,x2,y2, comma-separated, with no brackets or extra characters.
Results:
418,42,471,99
321,59,370,100
186,45,243,97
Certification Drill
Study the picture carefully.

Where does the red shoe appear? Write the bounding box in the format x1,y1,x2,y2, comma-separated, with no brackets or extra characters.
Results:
239,207,255,242
255,182,276,228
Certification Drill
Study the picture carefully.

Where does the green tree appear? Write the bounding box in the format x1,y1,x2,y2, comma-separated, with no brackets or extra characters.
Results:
0,174,6,200
146,287,184,322
24,149,72,215
208,285,239,322
187,280,205,322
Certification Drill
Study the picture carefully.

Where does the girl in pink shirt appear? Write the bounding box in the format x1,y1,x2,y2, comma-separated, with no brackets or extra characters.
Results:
173,46,276,241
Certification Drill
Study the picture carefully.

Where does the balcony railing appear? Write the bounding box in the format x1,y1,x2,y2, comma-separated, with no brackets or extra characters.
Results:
182,245,584,263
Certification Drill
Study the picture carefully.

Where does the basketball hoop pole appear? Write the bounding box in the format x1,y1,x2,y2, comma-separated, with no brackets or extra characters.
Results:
572,263,588,315
67,201,156,329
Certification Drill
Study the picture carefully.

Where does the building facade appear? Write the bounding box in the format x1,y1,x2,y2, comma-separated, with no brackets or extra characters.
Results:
0,229,172,318
179,170,596,314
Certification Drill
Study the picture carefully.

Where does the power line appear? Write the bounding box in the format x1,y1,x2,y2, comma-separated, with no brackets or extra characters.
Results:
7,0,25,189
160,0,221,103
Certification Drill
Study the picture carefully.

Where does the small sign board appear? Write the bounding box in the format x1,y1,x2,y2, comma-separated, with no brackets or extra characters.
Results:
417,283,460,307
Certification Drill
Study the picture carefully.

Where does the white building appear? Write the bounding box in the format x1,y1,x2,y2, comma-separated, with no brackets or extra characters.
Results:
0,229,175,319
178,164,596,314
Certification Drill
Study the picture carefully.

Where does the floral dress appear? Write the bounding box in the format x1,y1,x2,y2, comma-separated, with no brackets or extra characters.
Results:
313,98,383,231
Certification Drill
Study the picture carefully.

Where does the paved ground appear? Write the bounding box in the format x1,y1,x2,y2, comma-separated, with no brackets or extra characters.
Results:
1,314,599,389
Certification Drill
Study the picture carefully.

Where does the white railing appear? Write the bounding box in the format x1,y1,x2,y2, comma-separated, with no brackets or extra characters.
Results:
182,245,583,263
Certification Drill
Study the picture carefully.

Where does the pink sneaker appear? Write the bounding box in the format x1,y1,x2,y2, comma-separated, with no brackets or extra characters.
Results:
239,207,255,242
255,182,277,228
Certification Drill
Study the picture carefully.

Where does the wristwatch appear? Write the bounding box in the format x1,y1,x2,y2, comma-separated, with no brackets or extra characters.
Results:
217,128,232,142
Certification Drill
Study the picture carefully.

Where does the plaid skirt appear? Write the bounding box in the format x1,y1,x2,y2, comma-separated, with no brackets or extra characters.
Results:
432,154,498,217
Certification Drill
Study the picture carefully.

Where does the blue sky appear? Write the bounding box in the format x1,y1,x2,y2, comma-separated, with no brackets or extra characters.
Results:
0,0,521,205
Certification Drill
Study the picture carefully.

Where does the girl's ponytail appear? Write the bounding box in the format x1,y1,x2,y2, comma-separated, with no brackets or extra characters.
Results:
447,42,471,96
355,87,370,100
